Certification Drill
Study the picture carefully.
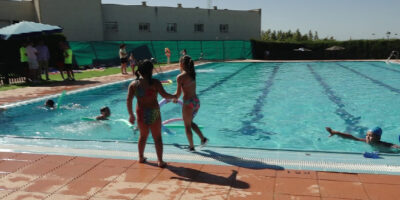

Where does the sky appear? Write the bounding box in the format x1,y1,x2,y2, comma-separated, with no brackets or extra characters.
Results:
102,0,400,41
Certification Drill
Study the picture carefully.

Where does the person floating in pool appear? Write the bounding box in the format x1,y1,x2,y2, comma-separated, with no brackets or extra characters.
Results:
44,99,55,109
173,55,208,151
127,60,176,168
326,127,400,150
96,106,111,120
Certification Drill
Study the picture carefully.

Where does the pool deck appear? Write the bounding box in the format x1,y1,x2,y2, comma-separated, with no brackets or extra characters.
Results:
1,60,400,200
1,152,400,200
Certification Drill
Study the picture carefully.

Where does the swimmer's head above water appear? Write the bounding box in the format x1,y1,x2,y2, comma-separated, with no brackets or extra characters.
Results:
366,126,382,144
100,106,111,118
45,99,55,108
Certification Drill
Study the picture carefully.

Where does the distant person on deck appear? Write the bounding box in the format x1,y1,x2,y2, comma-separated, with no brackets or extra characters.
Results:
180,49,187,56
119,44,128,74
26,41,39,82
64,43,75,81
326,127,400,150
129,52,136,76
56,42,66,80
19,42,29,82
36,40,50,80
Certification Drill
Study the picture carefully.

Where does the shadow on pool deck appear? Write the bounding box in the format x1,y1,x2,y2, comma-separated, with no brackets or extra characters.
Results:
173,144,285,170
144,161,250,189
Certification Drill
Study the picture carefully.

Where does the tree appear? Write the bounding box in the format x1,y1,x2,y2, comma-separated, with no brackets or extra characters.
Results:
314,31,319,40
308,30,313,41
271,30,277,41
301,34,308,41
261,29,271,40
286,30,293,40
277,30,284,41
386,31,391,39
259,29,330,41
294,29,302,41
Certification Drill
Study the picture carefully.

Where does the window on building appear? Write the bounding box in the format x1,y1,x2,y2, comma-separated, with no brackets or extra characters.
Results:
139,23,150,32
194,24,204,32
104,22,118,32
167,23,177,32
220,24,229,33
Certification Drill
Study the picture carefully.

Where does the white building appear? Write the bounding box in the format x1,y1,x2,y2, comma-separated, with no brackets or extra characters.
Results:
0,0,261,41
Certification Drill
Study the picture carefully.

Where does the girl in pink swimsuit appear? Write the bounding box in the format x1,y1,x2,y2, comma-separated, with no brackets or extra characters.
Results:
174,55,208,151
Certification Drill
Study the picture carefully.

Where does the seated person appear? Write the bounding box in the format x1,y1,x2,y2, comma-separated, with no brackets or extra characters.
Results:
326,127,400,150
96,106,111,120
45,99,55,108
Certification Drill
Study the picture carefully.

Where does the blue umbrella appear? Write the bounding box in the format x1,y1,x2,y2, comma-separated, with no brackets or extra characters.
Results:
0,21,63,40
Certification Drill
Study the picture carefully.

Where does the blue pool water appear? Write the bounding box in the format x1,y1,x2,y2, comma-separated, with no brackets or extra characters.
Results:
1,61,400,154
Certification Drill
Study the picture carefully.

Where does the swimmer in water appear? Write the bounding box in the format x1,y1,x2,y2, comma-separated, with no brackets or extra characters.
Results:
96,106,111,120
326,127,400,150
45,99,55,109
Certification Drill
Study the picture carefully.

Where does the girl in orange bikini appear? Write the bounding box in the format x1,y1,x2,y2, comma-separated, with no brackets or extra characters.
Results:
127,60,175,167
174,55,208,151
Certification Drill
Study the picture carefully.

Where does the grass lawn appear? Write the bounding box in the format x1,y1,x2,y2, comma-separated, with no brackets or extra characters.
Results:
0,63,169,92
47,66,132,81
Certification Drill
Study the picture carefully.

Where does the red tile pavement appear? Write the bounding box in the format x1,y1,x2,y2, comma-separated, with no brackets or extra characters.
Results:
1,61,400,199
0,152,400,199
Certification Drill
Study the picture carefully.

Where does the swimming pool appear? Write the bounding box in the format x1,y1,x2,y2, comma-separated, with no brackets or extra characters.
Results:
1,61,400,155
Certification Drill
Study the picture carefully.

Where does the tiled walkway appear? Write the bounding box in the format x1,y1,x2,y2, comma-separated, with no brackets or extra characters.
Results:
0,152,400,200
1,61,400,200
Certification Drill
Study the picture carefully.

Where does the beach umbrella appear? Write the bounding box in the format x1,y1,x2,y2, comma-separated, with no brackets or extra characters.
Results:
325,46,345,51
293,47,311,51
0,21,63,40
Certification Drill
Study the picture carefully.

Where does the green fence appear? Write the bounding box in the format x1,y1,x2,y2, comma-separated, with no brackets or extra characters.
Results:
251,39,400,60
70,40,252,66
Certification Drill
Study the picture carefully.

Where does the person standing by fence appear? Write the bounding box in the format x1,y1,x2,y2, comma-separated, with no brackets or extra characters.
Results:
119,44,128,74
56,41,66,80
165,48,171,64
25,41,39,82
64,43,75,81
36,40,50,80
19,42,29,82
129,52,136,76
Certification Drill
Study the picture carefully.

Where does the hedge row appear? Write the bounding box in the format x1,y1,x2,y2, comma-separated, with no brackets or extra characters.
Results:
251,39,400,60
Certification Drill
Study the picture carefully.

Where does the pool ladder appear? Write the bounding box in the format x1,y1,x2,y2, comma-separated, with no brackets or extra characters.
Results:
386,50,399,64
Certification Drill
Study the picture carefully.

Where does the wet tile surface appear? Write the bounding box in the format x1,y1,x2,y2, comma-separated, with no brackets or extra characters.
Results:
0,151,399,199
275,177,320,197
274,194,321,200
319,180,368,199
363,183,400,200
317,171,360,182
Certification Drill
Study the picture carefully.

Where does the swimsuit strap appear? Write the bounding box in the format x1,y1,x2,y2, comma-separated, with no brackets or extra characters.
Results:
135,80,157,98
